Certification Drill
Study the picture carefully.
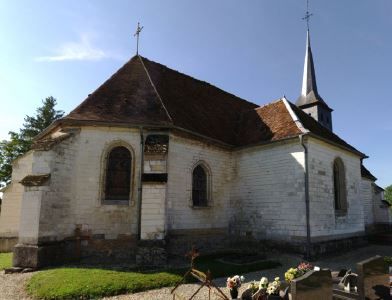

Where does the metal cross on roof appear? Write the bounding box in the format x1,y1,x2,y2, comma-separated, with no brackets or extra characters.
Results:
134,22,144,55
302,0,313,30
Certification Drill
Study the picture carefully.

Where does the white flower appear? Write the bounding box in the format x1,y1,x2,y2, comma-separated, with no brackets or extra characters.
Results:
260,277,268,284
314,266,320,271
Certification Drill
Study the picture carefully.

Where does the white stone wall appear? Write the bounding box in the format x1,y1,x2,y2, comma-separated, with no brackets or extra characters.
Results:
0,152,33,237
307,138,364,240
166,134,233,231
372,188,392,225
141,183,166,239
16,127,141,244
231,140,307,242
65,127,141,240
361,178,374,227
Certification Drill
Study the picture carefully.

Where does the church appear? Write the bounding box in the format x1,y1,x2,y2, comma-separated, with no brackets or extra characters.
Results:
0,28,390,268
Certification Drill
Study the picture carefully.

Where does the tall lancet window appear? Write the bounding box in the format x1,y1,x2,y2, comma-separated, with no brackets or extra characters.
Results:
192,164,209,207
105,146,131,202
333,158,347,212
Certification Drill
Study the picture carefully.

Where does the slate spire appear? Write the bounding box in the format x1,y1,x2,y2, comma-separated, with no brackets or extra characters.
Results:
296,30,333,131
297,30,326,107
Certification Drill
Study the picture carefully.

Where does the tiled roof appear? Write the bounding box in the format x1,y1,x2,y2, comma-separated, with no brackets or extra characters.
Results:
61,55,363,155
361,164,377,181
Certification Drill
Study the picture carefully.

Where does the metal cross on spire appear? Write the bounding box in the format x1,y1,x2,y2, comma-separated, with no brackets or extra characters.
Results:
302,0,313,30
134,22,143,55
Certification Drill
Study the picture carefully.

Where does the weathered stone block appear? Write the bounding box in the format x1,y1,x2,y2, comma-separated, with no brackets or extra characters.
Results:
136,240,167,267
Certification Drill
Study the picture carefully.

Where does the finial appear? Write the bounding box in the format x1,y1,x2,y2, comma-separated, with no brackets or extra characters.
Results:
134,22,144,55
302,0,313,31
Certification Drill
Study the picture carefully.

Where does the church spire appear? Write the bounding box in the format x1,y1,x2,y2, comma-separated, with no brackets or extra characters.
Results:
296,29,328,109
301,30,319,100
296,2,333,131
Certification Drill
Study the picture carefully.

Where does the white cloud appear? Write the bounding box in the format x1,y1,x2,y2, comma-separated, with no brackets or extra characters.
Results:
36,34,111,62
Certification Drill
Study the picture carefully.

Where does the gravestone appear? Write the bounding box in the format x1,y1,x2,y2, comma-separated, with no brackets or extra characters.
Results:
291,269,332,300
356,256,391,300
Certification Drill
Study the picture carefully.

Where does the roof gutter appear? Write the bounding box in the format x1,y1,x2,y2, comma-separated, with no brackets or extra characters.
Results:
299,134,312,260
137,126,144,240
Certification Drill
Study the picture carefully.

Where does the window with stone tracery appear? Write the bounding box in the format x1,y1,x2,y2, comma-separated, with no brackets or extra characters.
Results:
104,146,131,202
333,157,347,212
192,164,209,207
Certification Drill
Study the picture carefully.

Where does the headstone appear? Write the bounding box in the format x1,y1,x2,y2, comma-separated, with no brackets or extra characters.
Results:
356,255,391,300
291,269,332,300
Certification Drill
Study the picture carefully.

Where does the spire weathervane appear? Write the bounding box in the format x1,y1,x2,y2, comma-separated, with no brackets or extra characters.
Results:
134,22,143,55
302,0,313,30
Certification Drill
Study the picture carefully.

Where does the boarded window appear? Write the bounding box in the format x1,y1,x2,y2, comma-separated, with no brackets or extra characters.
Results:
192,165,208,207
105,146,131,201
333,158,347,211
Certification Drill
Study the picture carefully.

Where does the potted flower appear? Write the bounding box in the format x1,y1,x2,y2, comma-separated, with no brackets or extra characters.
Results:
283,262,314,299
227,275,245,299
266,277,281,299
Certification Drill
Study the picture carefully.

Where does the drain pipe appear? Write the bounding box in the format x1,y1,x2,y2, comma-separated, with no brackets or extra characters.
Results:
137,127,144,240
300,134,311,260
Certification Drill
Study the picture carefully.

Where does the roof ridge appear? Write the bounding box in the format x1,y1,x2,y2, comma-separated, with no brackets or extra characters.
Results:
138,55,174,123
282,97,308,133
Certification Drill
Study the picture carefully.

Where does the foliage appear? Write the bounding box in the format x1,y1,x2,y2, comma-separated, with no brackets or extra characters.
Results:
0,97,64,186
0,252,12,270
194,253,281,279
385,256,392,266
385,185,392,205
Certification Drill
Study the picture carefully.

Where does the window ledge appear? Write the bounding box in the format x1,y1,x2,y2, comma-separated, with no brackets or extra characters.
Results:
191,205,212,210
335,210,347,217
102,200,129,206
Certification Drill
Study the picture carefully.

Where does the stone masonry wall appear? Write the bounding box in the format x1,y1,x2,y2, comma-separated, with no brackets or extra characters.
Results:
307,137,364,240
0,152,33,238
231,140,307,242
66,127,140,241
360,178,374,228
166,134,233,232
17,127,141,248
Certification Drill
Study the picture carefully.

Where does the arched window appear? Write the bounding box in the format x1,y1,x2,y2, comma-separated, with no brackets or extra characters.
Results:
192,164,209,207
333,158,347,212
104,146,131,201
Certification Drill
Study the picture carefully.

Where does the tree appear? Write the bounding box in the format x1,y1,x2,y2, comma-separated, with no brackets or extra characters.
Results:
385,185,392,206
0,96,64,186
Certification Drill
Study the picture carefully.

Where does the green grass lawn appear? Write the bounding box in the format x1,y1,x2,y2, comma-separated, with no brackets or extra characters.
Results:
0,252,12,270
27,268,182,299
26,254,281,299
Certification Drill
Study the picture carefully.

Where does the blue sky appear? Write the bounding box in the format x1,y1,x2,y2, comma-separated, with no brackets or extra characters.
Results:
0,0,391,187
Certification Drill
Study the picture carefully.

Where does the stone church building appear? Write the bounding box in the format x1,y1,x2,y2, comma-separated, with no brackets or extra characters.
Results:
0,30,390,267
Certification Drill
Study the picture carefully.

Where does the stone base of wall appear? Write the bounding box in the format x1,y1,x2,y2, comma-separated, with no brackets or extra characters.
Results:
13,241,79,268
136,240,167,267
0,237,18,252
80,235,137,263
166,228,230,256
237,234,368,259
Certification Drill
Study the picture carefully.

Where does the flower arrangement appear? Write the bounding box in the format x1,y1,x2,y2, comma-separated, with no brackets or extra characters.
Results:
247,281,259,294
285,262,314,282
266,277,281,295
259,276,269,289
227,275,245,289
227,275,245,299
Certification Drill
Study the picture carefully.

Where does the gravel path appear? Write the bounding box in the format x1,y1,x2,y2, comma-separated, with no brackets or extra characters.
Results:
1,245,391,300
0,272,33,300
